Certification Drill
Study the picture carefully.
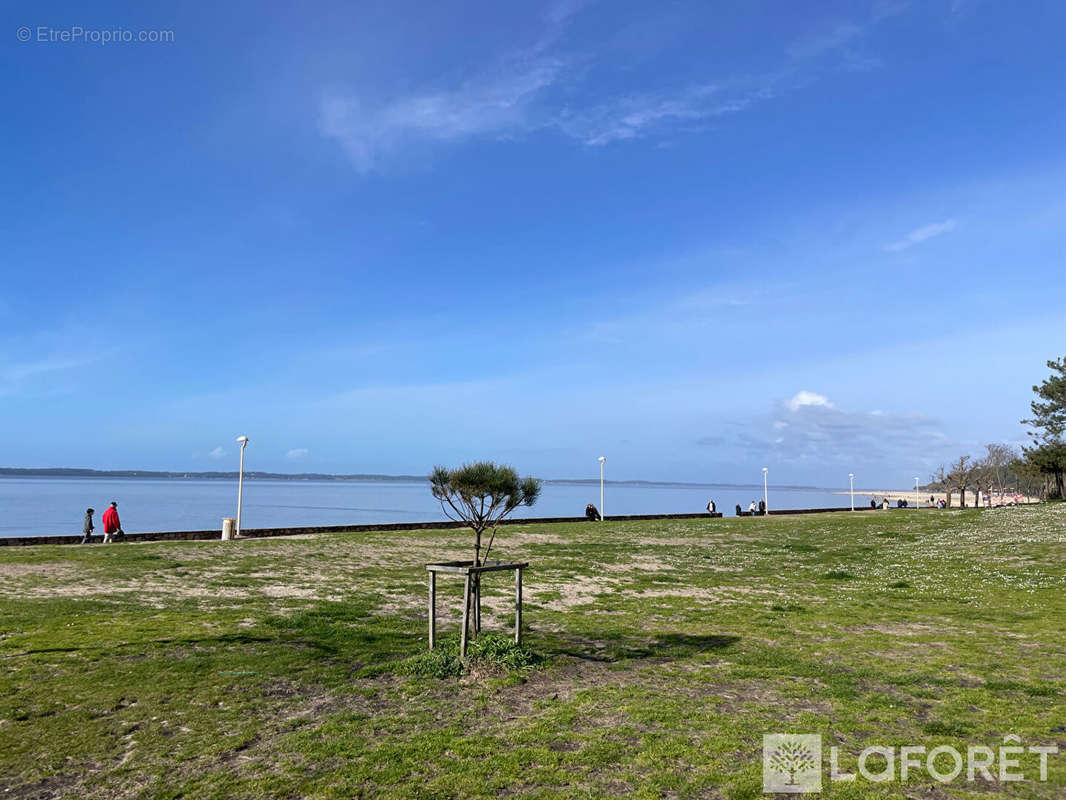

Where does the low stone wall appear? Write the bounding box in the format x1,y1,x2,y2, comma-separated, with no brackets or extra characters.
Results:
0,506,874,547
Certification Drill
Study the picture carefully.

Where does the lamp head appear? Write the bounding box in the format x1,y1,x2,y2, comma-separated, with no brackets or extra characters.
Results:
849,473,854,478
598,456,606,462
762,467,768,473
236,436,249,444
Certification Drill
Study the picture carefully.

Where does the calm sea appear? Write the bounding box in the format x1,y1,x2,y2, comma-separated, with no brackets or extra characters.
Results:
0,477,852,538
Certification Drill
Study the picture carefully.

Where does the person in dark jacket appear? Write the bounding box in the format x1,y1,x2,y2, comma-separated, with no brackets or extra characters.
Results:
758,499,766,515
735,504,742,516
585,503,601,521
706,499,716,514
81,508,95,544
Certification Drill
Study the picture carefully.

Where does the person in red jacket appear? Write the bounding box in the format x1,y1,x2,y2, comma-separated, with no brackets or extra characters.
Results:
102,501,122,543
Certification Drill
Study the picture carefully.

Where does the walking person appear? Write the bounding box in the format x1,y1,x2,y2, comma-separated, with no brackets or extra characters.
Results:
102,501,123,544
81,508,95,544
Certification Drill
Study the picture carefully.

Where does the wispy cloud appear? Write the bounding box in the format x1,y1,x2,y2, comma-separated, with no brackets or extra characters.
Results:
553,80,781,146
286,448,310,460
320,53,567,172
787,22,864,60
544,0,598,24
321,7,901,171
0,352,106,397
208,446,226,460
322,68,791,167
885,219,957,252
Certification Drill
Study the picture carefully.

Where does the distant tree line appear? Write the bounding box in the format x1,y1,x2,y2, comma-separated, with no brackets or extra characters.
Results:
927,358,1066,504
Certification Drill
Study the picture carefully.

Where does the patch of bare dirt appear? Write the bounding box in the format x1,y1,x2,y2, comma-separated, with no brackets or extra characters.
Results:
0,562,77,580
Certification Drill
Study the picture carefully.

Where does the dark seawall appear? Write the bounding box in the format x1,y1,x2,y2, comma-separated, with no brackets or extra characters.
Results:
0,506,894,547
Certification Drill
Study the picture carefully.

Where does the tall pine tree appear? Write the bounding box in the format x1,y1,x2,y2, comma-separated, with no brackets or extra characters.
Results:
1022,357,1066,499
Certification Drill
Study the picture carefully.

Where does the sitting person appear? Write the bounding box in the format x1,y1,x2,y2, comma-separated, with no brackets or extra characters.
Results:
706,498,716,514
585,503,601,521
735,503,743,516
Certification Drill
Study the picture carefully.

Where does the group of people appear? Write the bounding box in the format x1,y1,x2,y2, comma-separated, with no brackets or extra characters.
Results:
584,498,742,519
733,500,766,516
870,497,912,509
81,501,124,544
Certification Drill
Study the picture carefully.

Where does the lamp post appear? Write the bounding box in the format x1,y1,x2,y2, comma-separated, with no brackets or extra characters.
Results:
762,467,768,514
598,456,606,521
849,473,855,512
915,477,920,511
235,436,249,537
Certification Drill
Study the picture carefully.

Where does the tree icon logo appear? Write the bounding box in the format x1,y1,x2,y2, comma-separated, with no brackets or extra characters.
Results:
763,734,822,793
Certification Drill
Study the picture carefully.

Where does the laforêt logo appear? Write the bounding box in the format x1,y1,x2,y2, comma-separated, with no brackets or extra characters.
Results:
763,733,822,793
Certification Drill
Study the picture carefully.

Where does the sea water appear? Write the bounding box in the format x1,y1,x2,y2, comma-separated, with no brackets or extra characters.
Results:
0,477,851,538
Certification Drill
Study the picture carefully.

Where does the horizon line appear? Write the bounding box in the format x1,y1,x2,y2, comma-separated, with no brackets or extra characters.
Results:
0,465,884,492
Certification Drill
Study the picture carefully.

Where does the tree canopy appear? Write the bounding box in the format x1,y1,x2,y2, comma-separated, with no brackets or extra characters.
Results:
1021,357,1066,499
430,461,541,565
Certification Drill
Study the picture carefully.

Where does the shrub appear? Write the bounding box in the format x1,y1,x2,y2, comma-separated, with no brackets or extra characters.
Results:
399,633,544,679
821,570,855,580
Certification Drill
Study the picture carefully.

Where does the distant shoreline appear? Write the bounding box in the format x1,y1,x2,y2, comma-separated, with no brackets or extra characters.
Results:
0,467,831,492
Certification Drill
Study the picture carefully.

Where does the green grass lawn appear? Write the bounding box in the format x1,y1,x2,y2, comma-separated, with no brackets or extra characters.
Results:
2,505,1065,798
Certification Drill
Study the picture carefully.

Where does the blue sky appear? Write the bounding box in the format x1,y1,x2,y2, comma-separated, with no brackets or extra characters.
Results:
2,0,1064,487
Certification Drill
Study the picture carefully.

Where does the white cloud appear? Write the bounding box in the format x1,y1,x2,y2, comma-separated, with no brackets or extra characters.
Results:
787,390,833,411
885,219,957,252
320,54,566,172
0,344,114,397
321,68,784,168
208,446,226,460
286,448,310,460
545,0,598,23
787,22,864,60
554,81,780,146
320,7,901,171
698,393,951,472
1,356,90,385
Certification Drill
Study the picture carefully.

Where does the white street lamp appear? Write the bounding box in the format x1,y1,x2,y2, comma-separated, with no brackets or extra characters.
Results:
914,477,920,512
598,456,606,521
235,436,249,537
849,473,855,512
762,467,768,514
